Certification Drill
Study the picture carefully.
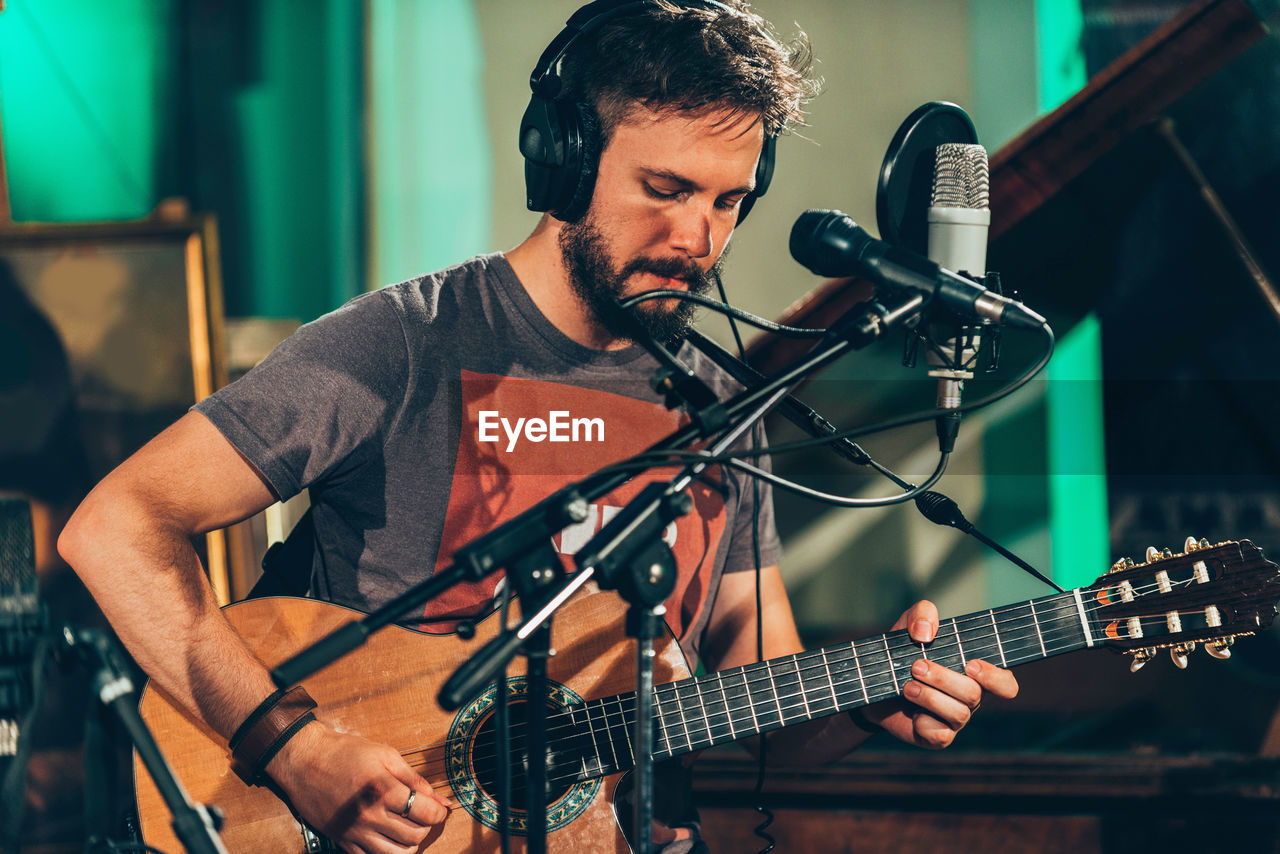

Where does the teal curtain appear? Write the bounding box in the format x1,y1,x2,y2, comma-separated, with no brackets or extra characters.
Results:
0,0,176,222
367,0,492,289
1037,0,1110,587
223,0,365,319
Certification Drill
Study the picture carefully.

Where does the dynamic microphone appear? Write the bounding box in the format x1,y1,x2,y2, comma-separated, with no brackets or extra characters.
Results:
789,210,1043,330
926,143,991,409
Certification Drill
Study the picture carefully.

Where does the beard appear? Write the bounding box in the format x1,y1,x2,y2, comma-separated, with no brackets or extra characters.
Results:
557,211,725,346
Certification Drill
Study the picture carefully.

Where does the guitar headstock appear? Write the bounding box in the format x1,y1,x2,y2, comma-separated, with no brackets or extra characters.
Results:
1085,538,1279,671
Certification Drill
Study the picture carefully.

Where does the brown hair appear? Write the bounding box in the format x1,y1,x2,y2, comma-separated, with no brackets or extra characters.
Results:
558,1,819,143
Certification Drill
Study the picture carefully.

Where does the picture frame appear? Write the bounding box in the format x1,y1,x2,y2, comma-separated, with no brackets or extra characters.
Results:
0,214,247,603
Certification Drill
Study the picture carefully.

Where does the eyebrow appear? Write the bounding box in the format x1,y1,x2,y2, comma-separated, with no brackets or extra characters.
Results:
640,167,754,197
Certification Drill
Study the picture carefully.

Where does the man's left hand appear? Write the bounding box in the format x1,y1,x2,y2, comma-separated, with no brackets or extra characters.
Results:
862,600,1018,749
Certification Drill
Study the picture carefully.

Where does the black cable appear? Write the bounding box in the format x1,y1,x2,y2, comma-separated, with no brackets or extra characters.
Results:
618,290,826,338
647,319,1056,463
615,289,1055,462
585,446,950,509
708,275,776,854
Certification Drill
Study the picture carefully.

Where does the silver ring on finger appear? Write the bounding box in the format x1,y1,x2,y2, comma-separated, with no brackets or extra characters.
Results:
400,789,416,818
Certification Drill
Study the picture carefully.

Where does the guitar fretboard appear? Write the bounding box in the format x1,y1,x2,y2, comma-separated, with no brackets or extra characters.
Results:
564,588,1096,779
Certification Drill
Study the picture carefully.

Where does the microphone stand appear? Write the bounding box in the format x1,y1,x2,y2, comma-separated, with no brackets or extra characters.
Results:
687,328,1066,595
266,291,924,850
272,291,924,692
439,292,925,851
60,628,229,854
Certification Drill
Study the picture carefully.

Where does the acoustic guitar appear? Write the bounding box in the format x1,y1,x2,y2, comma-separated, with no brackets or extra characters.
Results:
136,538,1279,852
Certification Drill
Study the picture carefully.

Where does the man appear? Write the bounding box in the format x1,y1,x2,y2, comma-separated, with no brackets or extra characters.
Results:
60,2,1017,852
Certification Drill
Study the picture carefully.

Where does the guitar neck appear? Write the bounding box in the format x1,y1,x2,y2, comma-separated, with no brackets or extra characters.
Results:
570,588,1099,773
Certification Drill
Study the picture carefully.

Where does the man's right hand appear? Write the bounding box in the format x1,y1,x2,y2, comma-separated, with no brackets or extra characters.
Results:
267,722,450,853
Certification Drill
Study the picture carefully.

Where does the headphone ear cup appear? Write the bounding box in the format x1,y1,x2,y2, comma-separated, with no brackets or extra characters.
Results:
519,94,565,213
736,133,776,225
552,101,601,222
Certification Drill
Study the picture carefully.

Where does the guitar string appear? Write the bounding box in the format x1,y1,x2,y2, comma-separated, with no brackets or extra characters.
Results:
392,583,1216,773
399,603,1195,777
388,569,1220,778
418,575,1195,759
403,624,1123,796
412,606,1228,799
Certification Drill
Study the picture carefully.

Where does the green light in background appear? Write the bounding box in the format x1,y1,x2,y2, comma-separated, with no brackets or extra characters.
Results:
1036,0,1111,586
367,0,492,288
0,0,174,222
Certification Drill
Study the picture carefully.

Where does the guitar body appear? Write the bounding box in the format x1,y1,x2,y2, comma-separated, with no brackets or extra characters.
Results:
135,589,692,853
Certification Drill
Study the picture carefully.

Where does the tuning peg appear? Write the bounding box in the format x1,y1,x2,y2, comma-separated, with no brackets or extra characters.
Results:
1162,547,1174,559
1199,537,1210,549
1206,638,1233,660
1129,648,1156,672
1171,642,1194,669
1146,546,1159,562
1184,536,1199,553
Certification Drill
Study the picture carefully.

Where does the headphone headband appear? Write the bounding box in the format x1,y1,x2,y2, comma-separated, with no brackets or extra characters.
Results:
529,0,736,97
520,0,776,223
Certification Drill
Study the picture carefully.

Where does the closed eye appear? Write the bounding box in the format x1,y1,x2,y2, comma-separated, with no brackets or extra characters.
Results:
644,183,685,201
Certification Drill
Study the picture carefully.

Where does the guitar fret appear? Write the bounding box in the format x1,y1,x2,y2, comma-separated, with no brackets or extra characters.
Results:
768,661,785,726
820,649,839,708
736,669,759,733
674,687,694,751
1028,599,1048,657
792,657,811,718
592,700,619,772
569,705,594,779
989,609,1007,667
1072,588,1095,648
714,671,736,740
653,688,672,757
951,618,966,669
689,680,713,748
614,694,633,758
882,635,900,693
581,702,608,775
851,642,870,704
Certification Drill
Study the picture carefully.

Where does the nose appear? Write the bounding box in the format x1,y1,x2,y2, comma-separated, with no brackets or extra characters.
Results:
668,201,714,260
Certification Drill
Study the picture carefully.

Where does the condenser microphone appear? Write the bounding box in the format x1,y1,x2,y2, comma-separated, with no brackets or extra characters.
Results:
926,143,991,409
789,210,1042,329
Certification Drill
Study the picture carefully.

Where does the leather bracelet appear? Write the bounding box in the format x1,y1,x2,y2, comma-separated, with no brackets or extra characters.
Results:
847,706,883,735
230,686,318,785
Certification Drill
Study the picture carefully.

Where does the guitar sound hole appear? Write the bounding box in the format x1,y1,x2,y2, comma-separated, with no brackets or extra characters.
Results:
472,701,578,810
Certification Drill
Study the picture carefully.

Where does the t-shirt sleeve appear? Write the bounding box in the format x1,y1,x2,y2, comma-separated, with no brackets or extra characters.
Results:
722,423,783,573
193,291,411,501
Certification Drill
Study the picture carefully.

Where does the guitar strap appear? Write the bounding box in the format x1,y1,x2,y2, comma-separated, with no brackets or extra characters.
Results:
247,508,316,600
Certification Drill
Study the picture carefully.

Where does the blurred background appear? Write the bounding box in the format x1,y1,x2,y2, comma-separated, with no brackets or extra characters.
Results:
2,0,1280,851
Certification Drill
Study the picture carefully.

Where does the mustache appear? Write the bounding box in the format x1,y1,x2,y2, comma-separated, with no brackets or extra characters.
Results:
620,256,707,287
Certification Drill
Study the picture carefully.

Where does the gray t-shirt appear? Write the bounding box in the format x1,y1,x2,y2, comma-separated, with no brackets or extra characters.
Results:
197,253,780,664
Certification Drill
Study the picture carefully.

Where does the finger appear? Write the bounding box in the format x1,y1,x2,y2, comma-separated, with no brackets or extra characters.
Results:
903,680,975,731
386,760,449,826
892,600,940,642
908,709,960,749
964,659,1020,699
910,659,982,709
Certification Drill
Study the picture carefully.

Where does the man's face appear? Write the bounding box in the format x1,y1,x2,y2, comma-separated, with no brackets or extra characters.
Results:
558,105,764,344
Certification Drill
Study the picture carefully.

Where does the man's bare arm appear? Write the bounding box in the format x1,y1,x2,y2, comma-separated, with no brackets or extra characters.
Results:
59,411,447,851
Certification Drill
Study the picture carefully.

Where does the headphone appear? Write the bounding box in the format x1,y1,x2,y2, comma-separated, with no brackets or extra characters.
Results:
518,0,778,224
